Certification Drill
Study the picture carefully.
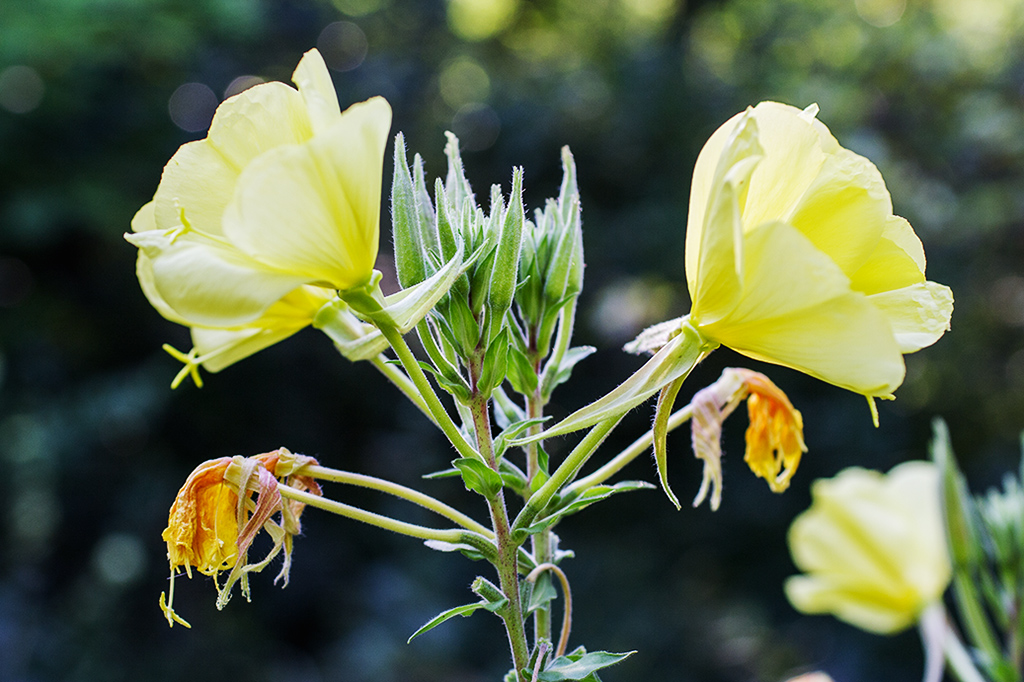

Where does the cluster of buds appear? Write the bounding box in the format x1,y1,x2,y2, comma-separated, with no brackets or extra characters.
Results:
159,448,321,628
391,133,585,406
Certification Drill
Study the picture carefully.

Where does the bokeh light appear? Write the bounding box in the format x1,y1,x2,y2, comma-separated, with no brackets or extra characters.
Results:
447,0,519,41
317,21,369,72
167,82,218,133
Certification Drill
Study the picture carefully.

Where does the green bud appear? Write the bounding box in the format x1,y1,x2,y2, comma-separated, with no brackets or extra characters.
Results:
486,168,524,342
477,325,510,397
471,576,506,606
391,133,428,288
444,131,474,215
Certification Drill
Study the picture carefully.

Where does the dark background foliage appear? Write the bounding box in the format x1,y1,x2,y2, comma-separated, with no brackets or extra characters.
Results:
2,0,1022,680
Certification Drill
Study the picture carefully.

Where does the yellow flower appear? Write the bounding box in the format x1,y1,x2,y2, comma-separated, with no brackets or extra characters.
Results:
785,461,952,634
126,48,391,335
160,449,321,627
685,102,952,399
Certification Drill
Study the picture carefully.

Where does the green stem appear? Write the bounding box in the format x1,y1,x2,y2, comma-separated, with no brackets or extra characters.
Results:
369,354,434,424
279,485,490,552
564,404,694,496
526,348,553,647
513,415,624,535
469,381,531,681
300,465,492,537
377,322,482,462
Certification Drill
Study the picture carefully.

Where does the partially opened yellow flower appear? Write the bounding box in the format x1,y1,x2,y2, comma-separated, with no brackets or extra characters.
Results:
126,48,391,351
685,102,952,400
785,461,951,634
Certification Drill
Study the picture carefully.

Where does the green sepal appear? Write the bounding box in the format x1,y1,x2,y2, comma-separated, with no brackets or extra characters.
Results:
522,481,655,535
312,298,389,361
506,344,539,396
532,647,635,682
516,321,716,443
453,457,504,498
653,376,686,510
407,596,506,643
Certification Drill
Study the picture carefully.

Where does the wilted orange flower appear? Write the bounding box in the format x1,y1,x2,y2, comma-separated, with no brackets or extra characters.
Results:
159,448,320,628
691,368,806,509
742,371,806,493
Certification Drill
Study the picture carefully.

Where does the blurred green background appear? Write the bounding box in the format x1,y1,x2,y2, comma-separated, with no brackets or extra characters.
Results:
2,0,1023,680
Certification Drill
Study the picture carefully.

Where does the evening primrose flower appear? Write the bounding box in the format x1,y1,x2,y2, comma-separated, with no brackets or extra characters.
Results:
160,448,321,628
127,48,391,339
683,102,952,402
785,461,951,635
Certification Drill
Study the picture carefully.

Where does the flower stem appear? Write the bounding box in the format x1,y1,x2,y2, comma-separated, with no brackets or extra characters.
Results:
564,404,694,496
513,415,624,535
369,354,434,424
376,322,482,462
278,485,490,551
299,465,492,537
527,563,572,657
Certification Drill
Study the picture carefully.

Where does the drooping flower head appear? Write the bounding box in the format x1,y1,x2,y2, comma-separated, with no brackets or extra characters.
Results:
785,461,951,634
689,368,806,510
126,49,392,381
683,102,952,403
160,448,321,628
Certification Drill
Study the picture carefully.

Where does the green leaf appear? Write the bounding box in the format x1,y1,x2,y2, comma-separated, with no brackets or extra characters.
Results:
542,345,595,398
535,647,635,681
422,539,489,562
527,572,557,613
453,457,503,498
523,481,655,534
506,343,539,396
498,458,529,497
492,386,526,430
407,599,503,642
494,417,549,460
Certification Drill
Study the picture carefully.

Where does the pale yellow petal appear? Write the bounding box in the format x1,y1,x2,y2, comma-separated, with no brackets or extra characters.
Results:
292,48,342,135
223,97,391,290
152,82,311,237
789,148,891,278
687,111,763,324
784,575,918,634
739,102,829,231
849,216,926,295
700,222,904,395
192,326,301,372
868,282,953,353
126,229,307,327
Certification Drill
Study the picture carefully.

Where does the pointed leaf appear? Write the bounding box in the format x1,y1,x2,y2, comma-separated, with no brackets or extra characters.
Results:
536,648,636,681
407,600,502,642
453,458,503,498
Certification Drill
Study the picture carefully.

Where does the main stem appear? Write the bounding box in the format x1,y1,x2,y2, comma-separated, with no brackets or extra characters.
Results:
526,344,552,646
469,360,530,681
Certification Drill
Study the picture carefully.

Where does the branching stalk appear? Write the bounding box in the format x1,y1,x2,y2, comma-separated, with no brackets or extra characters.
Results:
300,465,492,537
